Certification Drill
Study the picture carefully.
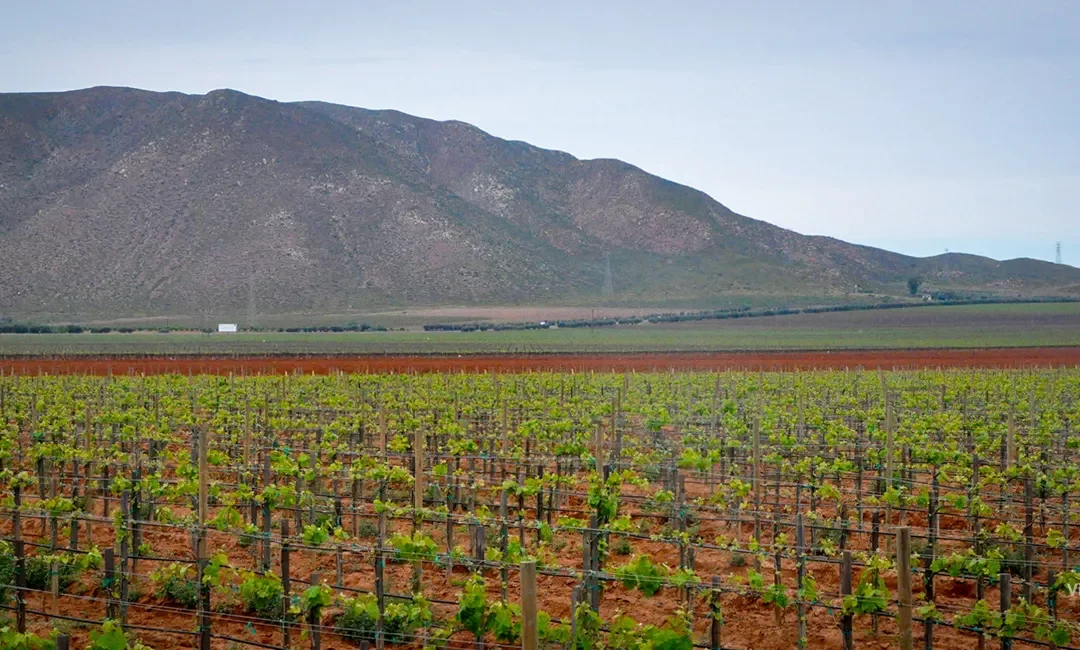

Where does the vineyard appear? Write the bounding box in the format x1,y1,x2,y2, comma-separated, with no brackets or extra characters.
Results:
1,368,1079,650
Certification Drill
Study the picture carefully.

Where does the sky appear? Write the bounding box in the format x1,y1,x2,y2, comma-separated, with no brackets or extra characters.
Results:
3,0,1077,265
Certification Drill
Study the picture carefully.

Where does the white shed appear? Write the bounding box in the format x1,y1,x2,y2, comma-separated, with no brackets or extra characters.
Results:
217,323,238,333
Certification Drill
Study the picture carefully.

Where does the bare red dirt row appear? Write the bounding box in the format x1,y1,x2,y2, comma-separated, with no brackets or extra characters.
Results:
3,347,1080,375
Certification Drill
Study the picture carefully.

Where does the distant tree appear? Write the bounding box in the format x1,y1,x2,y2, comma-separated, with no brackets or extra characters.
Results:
907,277,922,296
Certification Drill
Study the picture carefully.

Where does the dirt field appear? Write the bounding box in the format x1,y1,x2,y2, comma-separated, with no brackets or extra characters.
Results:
3,347,1079,375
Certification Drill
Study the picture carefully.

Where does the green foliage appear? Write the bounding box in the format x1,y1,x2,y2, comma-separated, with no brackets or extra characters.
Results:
797,575,819,603
384,595,433,643
611,538,633,556
587,472,620,526
570,602,602,650
302,522,331,546
643,627,693,650
151,562,199,608
0,626,54,650
299,582,333,616
538,611,570,647
335,594,380,643
930,548,1002,579
355,519,380,538
388,531,439,563
25,554,77,592
238,571,283,619
956,599,1001,632
613,555,669,597
0,542,14,604
334,593,436,644
917,603,944,623
489,600,522,644
762,582,790,609
606,614,693,650
87,620,152,650
841,569,888,616
456,574,490,640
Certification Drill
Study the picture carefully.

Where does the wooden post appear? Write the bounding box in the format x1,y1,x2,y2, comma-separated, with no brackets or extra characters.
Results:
446,492,455,579
897,527,914,650
500,491,510,600
352,477,361,538
14,539,26,633
376,512,386,650
1023,477,1035,602
196,425,211,650
925,473,938,650
102,462,110,518
50,558,59,614
752,413,762,571
710,576,722,650
840,551,853,650
1006,410,1016,469
282,520,292,649
500,399,509,455
337,545,344,588
84,464,94,543
309,571,322,650
104,547,117,620
569,585,581,649
795,515,807,650
414,424,425,514
885,392,895,535
56,634,69,650
12,485,21,546
1000,573,1011,650
198,530,211,650
379,406,387,460
119,491,130,626
522,561,538,650
263,451,273,570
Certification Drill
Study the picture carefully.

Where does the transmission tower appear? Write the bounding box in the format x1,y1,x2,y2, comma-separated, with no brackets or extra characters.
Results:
247,271,257,328
1056,241,1063,265
603,252,614,295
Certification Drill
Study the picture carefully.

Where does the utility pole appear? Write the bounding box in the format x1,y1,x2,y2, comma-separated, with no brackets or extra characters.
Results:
247,271,257,329
603,252,613,295
1056,241,1063,265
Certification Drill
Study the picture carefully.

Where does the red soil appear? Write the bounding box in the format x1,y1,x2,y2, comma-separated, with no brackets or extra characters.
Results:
2,347,1079,375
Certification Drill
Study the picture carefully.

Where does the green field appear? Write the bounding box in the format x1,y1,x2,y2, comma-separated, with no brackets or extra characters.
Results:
1,302,1078,355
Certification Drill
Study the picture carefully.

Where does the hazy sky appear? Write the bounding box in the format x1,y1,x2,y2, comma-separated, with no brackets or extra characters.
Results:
4,1,1077,264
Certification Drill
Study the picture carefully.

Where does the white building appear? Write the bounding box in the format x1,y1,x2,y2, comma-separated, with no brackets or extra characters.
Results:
217,323,238,333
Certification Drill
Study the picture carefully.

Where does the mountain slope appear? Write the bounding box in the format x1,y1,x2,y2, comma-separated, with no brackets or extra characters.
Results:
0,86,1076,320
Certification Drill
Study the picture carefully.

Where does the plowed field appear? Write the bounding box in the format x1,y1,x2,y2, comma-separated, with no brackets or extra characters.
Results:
3,346,1078,375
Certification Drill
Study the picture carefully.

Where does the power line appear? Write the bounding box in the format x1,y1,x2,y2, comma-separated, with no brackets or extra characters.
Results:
246,270,257,328
602,252,613,295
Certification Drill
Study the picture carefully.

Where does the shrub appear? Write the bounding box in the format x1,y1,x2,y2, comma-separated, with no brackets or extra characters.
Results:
0,542,14,604
335,594,378,642
152,562,199,609
355,520,379,538
335,594,431,644
613,555,669,597
25,555,77,592
238,523,259,548
88,619,153,650
0,625,54,650
238,571,283,619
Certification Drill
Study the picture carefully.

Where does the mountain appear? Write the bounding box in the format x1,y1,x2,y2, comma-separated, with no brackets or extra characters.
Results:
1,86,1077,320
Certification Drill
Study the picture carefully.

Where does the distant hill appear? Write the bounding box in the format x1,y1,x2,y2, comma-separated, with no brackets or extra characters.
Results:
1,86,1077,320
